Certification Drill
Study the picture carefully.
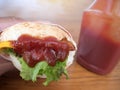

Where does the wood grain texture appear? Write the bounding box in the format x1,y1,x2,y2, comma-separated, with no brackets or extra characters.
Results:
0,0,120,90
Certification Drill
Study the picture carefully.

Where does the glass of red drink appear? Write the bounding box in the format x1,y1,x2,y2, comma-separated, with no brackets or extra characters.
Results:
76,0,120,74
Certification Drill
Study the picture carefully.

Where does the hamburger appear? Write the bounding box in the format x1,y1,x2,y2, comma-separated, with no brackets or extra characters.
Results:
0,20,76,86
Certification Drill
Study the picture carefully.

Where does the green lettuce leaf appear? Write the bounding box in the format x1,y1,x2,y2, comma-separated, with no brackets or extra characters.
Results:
1,48,69,86
19,57,68,86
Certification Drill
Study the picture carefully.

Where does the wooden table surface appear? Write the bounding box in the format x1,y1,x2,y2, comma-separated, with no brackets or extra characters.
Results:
0,0,120,90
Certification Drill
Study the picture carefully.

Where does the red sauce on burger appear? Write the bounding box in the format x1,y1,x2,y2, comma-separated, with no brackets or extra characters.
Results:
12,35,74,67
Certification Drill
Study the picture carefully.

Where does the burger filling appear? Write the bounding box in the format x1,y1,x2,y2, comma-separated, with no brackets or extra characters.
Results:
0,34,75,86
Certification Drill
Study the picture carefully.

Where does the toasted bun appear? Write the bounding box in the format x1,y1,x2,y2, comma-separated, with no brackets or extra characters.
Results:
0,22,76,78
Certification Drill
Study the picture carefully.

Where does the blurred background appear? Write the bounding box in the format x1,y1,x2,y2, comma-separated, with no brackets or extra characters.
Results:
0,0,94,42
0,0,93,21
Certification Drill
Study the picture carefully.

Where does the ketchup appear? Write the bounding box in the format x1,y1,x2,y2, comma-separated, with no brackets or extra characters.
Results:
12,35,74,67
76,0,120,74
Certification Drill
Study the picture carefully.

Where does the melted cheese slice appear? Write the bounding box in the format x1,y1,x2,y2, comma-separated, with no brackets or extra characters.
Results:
0,41,13,48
